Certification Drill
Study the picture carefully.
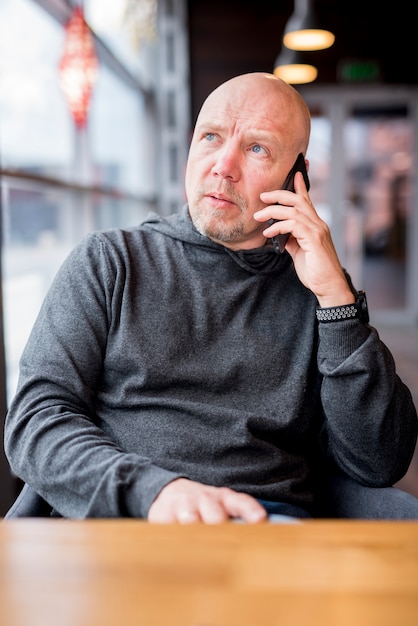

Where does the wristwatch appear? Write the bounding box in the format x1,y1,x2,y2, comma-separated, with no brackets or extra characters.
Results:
316,290,369,324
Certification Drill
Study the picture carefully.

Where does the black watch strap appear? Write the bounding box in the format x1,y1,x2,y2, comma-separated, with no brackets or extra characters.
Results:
316,290,369,324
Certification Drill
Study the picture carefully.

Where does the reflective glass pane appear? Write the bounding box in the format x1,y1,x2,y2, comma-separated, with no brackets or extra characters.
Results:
0,0,74,179
345,109,412,311
306,115,332,226
3,184,79,400
92,194,152,231
89,65,152,195
84,0,157,78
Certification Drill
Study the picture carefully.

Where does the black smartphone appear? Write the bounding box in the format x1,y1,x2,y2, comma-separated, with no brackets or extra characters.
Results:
269,153,310,254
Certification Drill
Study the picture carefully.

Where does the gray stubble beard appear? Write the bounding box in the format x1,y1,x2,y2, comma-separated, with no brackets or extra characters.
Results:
190,187,248,243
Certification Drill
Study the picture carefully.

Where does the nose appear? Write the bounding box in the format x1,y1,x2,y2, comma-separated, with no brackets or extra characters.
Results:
211,143,240,181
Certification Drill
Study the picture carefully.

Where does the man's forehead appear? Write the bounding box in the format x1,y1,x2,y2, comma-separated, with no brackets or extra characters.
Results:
197,99,291,136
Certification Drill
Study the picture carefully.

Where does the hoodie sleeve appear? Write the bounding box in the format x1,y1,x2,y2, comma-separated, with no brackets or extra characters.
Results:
317,318,418,486
4,233,184,518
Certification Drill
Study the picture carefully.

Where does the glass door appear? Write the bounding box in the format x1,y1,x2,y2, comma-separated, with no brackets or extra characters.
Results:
345,105,411,313
300,86,418,326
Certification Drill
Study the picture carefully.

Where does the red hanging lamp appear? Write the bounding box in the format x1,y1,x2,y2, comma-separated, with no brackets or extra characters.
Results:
59,6,98,129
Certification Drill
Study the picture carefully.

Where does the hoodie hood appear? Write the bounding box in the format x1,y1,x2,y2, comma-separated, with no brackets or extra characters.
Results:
141,205,292,275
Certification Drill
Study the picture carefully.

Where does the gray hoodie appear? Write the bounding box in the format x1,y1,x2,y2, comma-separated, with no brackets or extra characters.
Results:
4,206,417,517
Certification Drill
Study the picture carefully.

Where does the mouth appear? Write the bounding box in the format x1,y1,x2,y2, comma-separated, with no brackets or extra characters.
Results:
205,192,236,208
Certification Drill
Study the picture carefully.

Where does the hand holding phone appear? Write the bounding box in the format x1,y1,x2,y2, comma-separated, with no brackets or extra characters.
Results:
269,153,310,254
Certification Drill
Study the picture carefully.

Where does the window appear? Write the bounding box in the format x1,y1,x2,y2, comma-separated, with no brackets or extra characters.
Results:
0,0,157,402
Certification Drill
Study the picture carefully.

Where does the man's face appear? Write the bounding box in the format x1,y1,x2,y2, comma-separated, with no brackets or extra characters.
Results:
185,76,303,251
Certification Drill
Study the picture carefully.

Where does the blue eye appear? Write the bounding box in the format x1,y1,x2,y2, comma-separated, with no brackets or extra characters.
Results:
252,144,266,154
205,133,216,141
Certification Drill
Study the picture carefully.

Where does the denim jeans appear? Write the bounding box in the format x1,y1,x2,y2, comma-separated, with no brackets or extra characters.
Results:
257,499,312,522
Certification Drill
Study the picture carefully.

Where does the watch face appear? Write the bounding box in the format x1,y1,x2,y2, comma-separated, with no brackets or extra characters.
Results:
357,290,369,323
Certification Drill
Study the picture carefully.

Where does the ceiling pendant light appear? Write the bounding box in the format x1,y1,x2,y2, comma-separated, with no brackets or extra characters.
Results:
273,47,318,85
283,0,335,51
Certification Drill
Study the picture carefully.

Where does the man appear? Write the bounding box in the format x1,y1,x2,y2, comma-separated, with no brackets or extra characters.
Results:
4,73,417,522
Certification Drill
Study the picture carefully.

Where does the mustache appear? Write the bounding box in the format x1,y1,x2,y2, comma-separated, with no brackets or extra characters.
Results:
200,183,247,212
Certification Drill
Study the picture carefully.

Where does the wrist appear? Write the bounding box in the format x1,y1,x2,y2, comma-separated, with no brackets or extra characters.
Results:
316,293,355,309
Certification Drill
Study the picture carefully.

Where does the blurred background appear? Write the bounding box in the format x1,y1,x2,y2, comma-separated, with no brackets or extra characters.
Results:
1,0,417,514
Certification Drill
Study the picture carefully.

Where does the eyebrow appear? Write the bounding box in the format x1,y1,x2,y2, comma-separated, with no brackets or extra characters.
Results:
196,122,277,145
195,121,225,134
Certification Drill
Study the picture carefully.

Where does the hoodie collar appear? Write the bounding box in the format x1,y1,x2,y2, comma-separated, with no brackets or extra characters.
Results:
142,204,291,275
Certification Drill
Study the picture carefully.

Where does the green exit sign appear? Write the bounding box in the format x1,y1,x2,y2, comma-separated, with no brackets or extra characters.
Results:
338,59,381,82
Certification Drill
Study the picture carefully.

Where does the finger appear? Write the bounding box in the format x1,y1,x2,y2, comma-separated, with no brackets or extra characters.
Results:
293,169,309,194
176,509,200,524
259,189,296,207
148,505,177,524
219,488,267,523
198,493,230,524
262,217,295,239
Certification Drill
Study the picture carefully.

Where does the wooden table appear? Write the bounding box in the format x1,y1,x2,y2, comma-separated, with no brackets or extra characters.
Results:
1,519,417,626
